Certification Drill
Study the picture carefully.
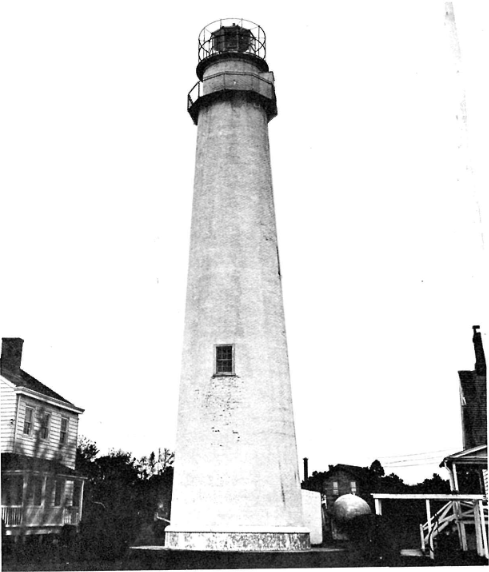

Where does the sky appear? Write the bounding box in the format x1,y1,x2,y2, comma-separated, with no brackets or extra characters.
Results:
1,1,487,485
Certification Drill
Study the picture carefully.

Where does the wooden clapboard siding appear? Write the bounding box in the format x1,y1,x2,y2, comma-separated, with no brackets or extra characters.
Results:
1,377,17,452
14,396,79,470
324,469,360,498
1,339,85,538
64,414,79,469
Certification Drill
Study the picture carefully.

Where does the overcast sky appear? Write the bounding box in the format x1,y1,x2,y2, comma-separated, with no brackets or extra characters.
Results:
1,1,487,485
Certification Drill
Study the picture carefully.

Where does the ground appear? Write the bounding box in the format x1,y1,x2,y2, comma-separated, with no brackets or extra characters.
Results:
2,541,487,570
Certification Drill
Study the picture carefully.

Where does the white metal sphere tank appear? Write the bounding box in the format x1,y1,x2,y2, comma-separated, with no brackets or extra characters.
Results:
332,494,372,523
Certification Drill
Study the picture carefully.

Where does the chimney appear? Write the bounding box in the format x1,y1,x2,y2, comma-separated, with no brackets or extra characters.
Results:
303,457,309,481
1,338,24,376
472,326,486,377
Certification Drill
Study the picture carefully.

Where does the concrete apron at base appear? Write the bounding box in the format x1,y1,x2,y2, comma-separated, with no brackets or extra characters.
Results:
166,529,311,551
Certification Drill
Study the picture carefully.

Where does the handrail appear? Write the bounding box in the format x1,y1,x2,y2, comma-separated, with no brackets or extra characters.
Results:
197,19,266,63
372,493,486,500
187,72,275,113
1,505,81,528
188,82,201,109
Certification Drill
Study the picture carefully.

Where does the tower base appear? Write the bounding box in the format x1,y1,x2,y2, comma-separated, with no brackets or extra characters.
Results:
165,527,311,551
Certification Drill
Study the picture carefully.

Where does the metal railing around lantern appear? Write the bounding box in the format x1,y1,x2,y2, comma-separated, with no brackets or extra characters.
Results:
197,18,266,64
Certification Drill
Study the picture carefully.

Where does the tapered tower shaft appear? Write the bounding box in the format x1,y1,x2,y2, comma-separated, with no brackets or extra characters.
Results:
166,19,309,551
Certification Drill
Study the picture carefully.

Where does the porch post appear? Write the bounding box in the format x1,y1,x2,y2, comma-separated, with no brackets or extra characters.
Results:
374,498,382,515
451,501,464,550
474,501,483,557
446,465,456,491
21,472,28,528
426,499,434,560
452,463,460,490
478,500,488,559
41,476,47,508
452,464,468,551
78,480,85,523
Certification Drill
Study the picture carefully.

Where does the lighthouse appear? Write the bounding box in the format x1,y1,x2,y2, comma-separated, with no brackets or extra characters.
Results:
165,19,310,551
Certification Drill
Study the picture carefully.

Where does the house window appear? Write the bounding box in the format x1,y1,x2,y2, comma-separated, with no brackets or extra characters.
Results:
23,406,34,435
215,345,234,375
54,480,64,507
333,481,339,495
350,481,357,494
60,417,69,444
1,475,23,505
40,413,50,440
72,481,82,507
26,476,43,506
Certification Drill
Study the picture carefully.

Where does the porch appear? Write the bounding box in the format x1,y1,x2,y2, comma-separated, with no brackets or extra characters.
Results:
2,504,81,535
372,493,488,560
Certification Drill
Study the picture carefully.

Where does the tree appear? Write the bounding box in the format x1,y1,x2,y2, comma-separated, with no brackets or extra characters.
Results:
369,460,385,478
76,436,99,481
78,448,142,559
414,473,451,495
75,441,175,560
137,448,174,479
77,436,99,462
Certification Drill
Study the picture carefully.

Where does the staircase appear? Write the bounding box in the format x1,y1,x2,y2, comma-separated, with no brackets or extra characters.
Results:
420,500,488,559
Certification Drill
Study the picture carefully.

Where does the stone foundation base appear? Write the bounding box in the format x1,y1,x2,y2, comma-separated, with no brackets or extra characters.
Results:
165,529,310,551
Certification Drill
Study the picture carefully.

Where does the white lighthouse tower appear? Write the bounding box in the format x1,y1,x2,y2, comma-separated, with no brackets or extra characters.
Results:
165,19,310,551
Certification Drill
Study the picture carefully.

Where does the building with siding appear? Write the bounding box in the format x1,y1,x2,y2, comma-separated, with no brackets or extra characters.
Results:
459,325,487,451
303,464,372,509
1,338,85,536
412,325,488,556
302,463,374,541
441,325,487,496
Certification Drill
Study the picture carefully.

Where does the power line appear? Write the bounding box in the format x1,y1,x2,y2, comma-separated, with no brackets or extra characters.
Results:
375,447,458,461
383,455,449,465
383,460,444,469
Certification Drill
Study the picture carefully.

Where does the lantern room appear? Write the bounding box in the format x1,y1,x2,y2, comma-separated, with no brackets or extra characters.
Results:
196,18,267,80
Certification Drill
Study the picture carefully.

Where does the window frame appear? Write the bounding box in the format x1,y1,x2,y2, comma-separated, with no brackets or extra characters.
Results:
23,406,34,436
332,481,339,496
39,412,50,440
72,480,82,507
26,476,43,506
350,480,357,494
60,416,69,445
1,475,24,506
214,344,235,376
54,479,64,507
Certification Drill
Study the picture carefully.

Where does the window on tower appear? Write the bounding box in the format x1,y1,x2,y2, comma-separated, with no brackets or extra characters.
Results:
215,345,234,375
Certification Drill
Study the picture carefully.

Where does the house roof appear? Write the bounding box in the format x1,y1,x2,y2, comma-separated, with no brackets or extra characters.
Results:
0,362,75,407
440,444,488,467
305,464,371,484
328,464,370,481
1,453,83,477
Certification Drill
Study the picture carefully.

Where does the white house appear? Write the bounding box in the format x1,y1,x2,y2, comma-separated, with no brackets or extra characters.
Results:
1,338,85,536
